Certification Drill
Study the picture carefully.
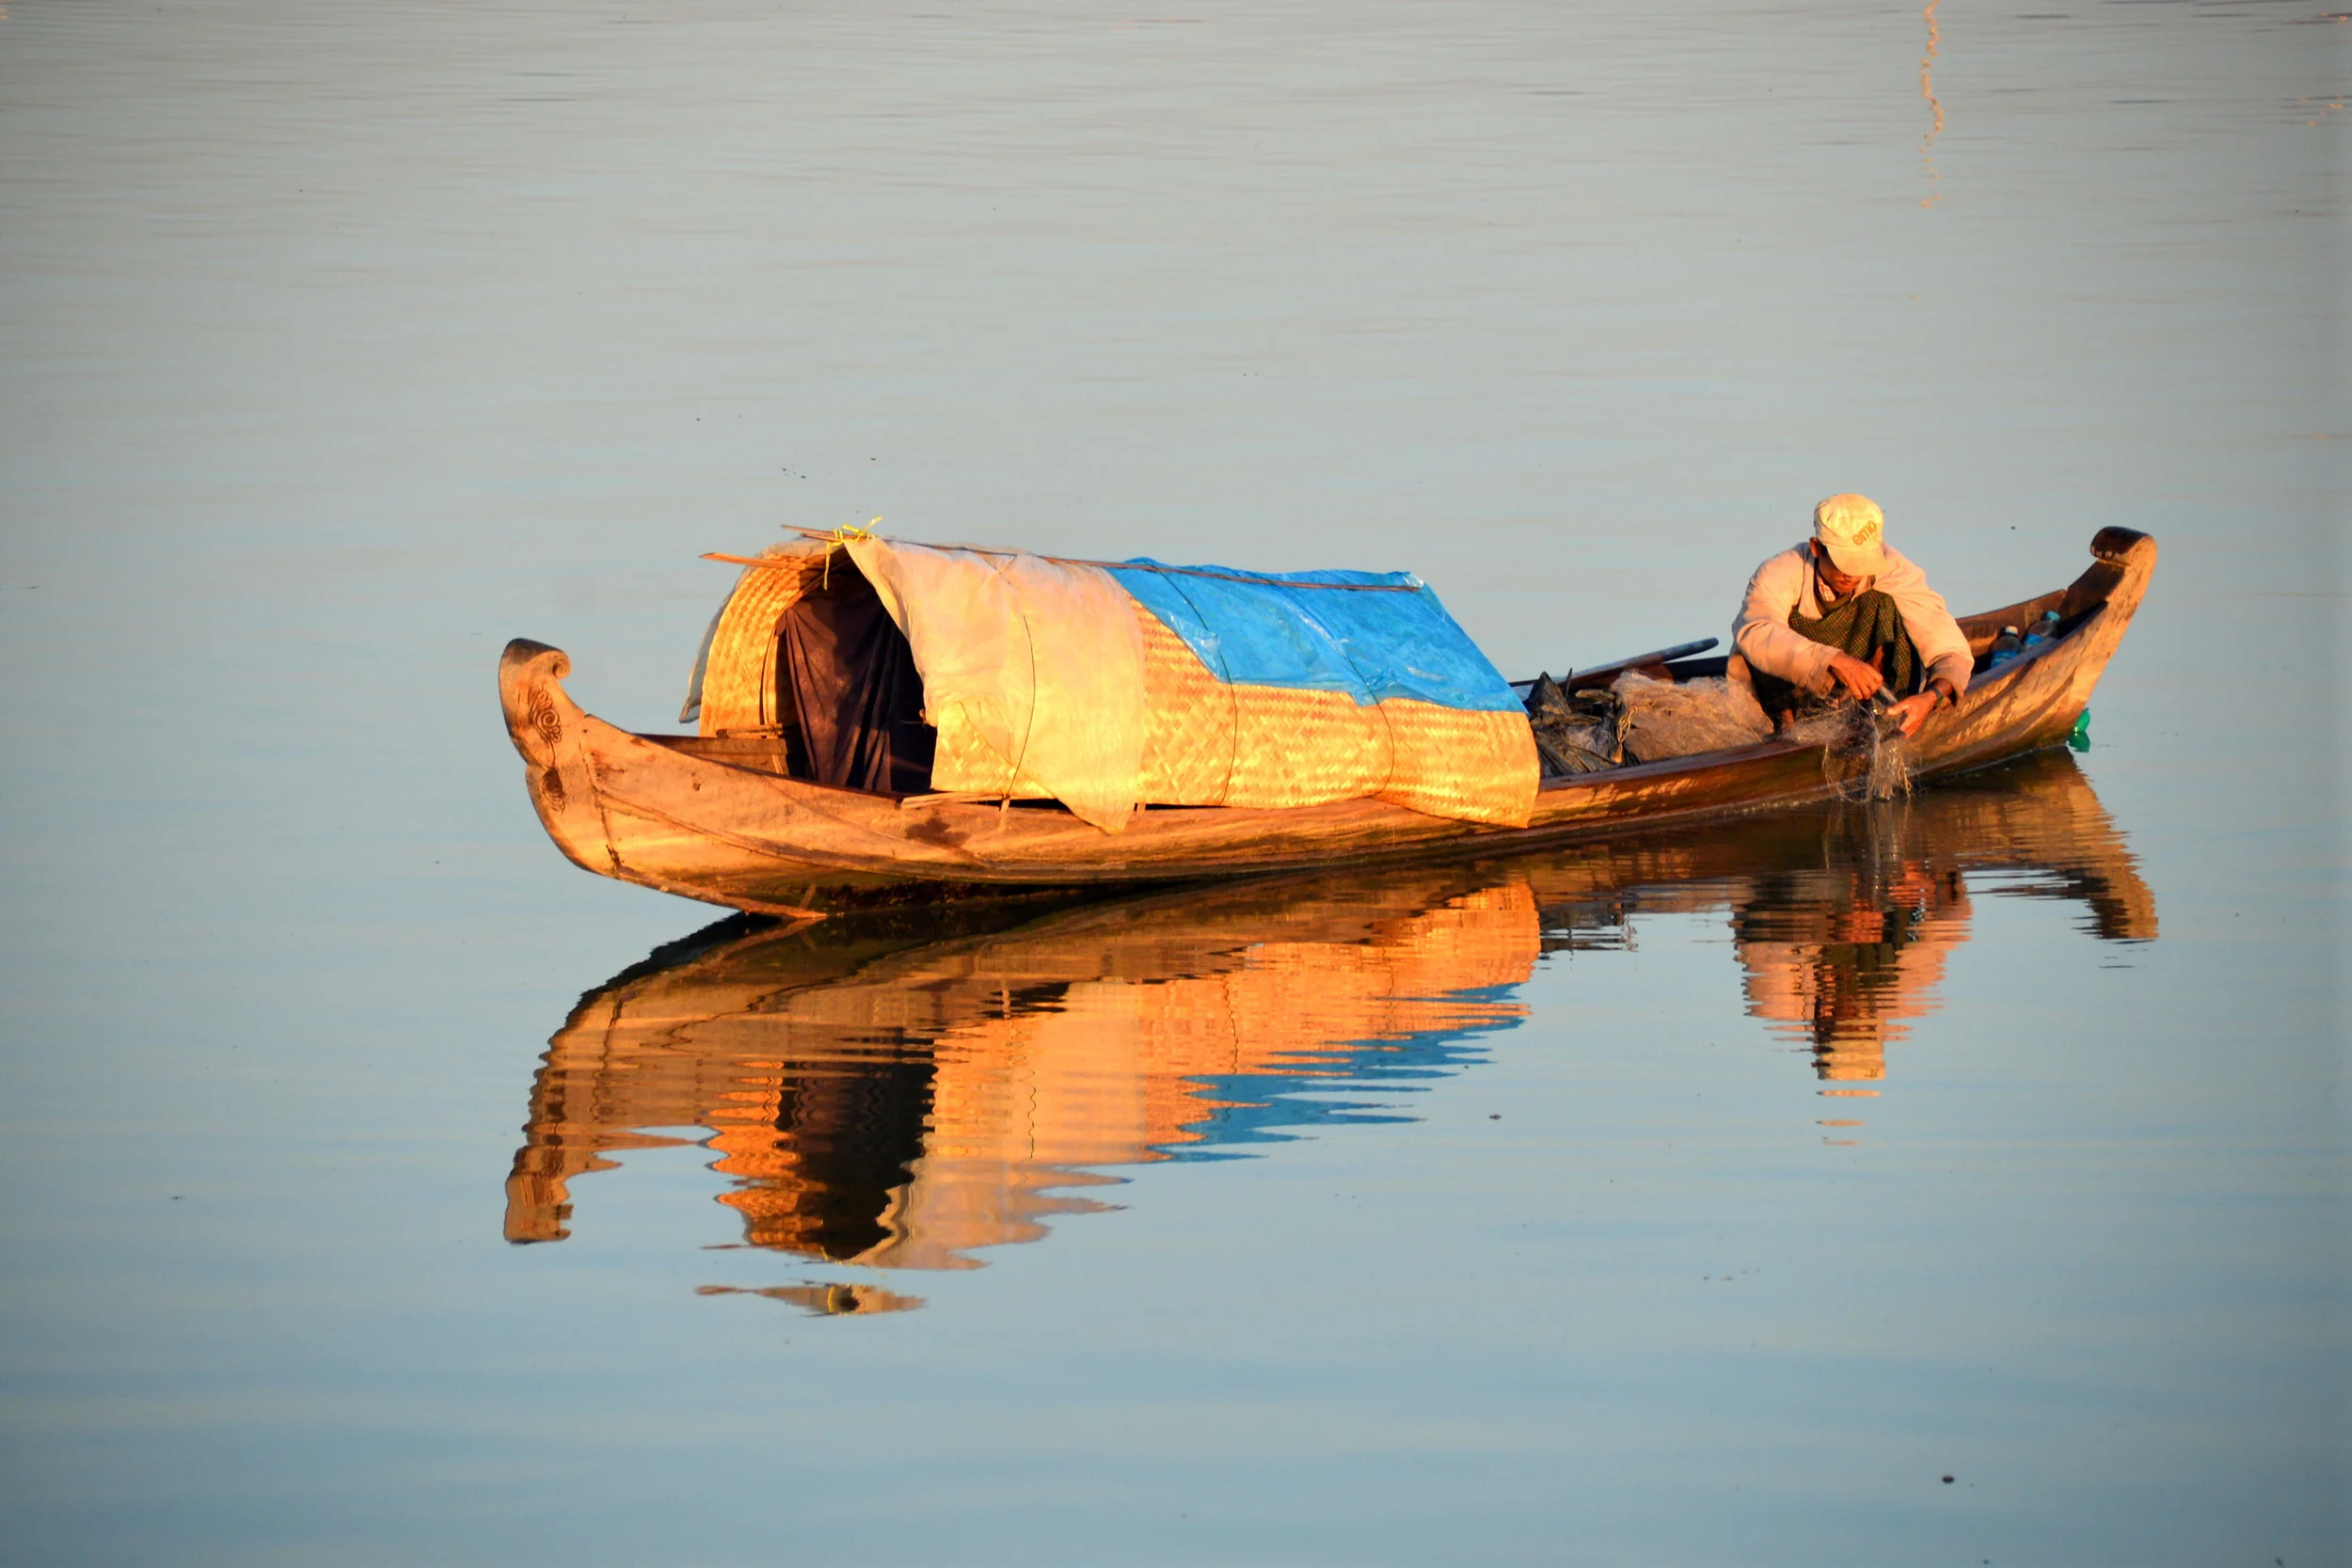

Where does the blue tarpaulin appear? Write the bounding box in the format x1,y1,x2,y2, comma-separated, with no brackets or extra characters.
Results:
1105,561,1521,713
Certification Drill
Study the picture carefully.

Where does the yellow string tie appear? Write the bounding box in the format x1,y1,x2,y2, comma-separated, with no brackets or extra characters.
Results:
818,517,881,588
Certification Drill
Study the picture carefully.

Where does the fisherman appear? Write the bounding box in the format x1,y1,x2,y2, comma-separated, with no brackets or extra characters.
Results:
1734,494,1971,737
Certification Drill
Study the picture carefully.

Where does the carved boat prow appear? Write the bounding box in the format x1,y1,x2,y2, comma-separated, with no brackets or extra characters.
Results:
498,528,2155,918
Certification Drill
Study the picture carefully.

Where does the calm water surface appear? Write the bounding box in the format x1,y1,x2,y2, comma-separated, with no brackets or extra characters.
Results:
0,2,2342,1564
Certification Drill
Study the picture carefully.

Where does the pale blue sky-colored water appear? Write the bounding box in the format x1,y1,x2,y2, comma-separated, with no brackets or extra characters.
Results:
0,2,2343,1563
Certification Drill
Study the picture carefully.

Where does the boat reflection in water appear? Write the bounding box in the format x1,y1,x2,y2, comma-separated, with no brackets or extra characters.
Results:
505,752,2153,1308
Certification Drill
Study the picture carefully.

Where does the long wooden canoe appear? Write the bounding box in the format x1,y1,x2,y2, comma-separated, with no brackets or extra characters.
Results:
498,527,2155,918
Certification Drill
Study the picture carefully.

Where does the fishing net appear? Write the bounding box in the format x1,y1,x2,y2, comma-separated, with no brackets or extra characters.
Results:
1611,672,1772,765
1523,673,1621,777
1782,702,1915,801
1525,666,1912,800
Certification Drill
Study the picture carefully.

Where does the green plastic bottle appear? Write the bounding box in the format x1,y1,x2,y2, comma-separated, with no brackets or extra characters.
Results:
2068,708,2091,752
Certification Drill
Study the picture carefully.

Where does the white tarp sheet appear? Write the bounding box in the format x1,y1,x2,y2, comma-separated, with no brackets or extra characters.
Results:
844,537,1148,832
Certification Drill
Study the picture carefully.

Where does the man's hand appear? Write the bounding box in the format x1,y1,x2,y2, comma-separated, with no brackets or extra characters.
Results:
1885,692,1939,737
1825,653,1883,700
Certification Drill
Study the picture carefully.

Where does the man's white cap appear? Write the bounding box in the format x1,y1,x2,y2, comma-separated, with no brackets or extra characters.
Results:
1813,493,1887,577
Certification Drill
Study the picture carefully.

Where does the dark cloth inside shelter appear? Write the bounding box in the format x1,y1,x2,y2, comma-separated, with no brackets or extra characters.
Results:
1752,588,1923,719
777,566,936,793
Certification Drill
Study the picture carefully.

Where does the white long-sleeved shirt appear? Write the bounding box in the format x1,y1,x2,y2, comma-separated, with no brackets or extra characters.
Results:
1732,543,1973,699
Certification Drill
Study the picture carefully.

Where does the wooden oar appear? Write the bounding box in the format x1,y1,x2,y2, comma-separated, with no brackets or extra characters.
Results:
1510,638,1720,696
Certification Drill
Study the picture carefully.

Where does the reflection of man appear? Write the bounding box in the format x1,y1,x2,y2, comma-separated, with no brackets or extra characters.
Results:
1734,858,1971,1083
1734,494,1972,736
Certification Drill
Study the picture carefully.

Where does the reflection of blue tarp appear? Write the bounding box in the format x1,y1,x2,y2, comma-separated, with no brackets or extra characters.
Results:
1158,984,1525,1162
1107,561,1522,714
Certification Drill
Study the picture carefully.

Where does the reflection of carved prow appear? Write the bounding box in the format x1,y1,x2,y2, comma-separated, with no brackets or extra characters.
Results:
502,985,736,1243
503,1148,590,1244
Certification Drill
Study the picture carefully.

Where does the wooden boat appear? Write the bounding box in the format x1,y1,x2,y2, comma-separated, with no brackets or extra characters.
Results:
497,526,2156,919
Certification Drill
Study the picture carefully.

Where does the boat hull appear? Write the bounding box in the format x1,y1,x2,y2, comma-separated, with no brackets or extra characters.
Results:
498,530,2156,918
